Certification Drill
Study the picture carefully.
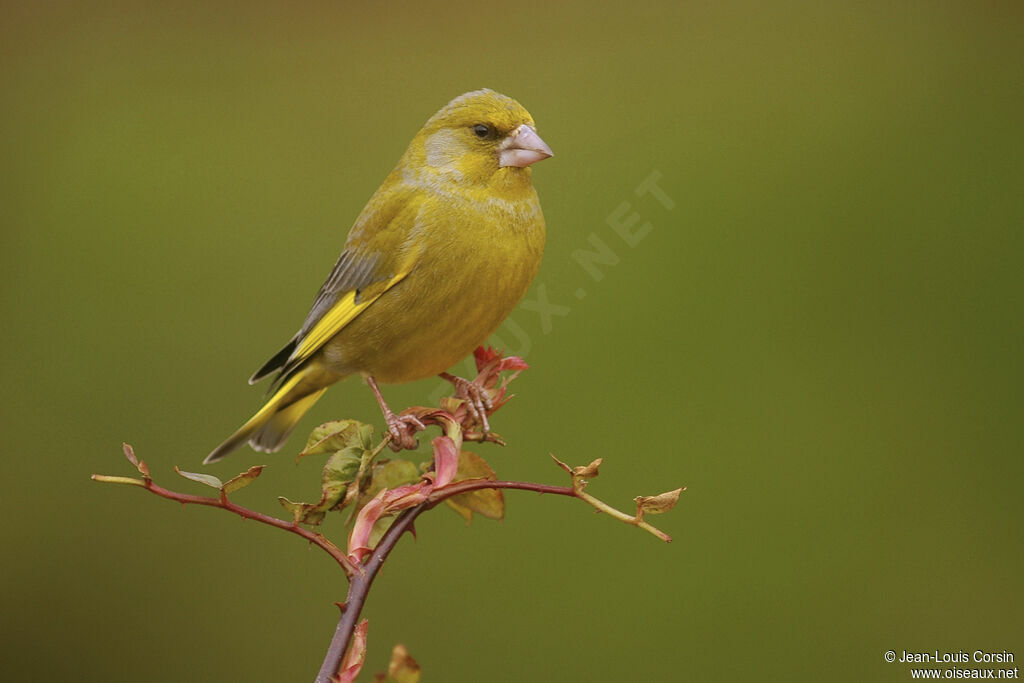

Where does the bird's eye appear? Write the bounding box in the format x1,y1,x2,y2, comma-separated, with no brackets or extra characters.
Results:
472,124,492,139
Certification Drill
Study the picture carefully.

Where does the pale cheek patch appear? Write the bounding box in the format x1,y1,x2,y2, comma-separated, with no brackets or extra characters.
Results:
423,130,464,180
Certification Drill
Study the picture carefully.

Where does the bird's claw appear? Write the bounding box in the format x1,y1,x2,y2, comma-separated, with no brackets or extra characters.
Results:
443,373,493,434
385,412,425,452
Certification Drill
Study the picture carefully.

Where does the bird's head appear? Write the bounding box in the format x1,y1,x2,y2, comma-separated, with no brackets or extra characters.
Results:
405,89,553,191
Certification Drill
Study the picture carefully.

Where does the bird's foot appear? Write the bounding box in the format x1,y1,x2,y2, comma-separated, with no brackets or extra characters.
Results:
384,410,425,452
439,371,493,434
366,375,424,452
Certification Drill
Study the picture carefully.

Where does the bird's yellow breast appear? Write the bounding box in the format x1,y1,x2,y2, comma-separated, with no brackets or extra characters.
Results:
320,181,545,383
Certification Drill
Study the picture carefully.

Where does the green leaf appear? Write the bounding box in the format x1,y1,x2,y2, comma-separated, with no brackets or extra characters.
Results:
302,508,327,526
278,499,321,528
222,465,264,494
324,450,362,484
175,467,223,489
282,421,372,525
299,420,374,459
318,450,361,510
274,452,363,526
445,451,504,522
366,460,421,498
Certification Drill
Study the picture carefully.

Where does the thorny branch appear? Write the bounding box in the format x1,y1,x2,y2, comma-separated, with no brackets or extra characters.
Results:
93,348,684,682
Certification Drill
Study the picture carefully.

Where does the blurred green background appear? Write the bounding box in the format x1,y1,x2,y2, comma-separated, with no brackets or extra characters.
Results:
2,1,1022,681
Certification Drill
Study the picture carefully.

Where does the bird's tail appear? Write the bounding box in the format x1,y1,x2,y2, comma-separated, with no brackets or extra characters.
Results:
204,366,330,464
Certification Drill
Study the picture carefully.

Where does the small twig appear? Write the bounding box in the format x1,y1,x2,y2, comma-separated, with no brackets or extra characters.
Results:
92,473,361,577
429,477,676,542
573,488,674,542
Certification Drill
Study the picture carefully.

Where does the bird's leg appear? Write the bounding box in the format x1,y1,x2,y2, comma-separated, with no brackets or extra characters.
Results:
365,375,424,452
439,371,492,434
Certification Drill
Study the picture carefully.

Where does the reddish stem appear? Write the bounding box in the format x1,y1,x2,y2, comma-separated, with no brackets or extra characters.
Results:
430,479,575,501
140,479,361,577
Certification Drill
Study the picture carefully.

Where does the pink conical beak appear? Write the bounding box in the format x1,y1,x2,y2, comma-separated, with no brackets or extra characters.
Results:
499,124,554,168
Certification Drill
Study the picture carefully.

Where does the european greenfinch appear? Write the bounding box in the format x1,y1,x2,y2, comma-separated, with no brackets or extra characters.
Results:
205,89,552,464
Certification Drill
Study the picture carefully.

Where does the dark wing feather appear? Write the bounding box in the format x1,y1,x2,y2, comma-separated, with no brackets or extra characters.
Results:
248,248,384,385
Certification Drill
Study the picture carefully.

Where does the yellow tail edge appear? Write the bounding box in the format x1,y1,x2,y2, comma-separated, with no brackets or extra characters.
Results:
204,371,327,464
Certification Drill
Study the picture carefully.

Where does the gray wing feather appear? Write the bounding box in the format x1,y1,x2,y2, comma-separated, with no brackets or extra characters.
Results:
299,250,381,337
249,248,383,384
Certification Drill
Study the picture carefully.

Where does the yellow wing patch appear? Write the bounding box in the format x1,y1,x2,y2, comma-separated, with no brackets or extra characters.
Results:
289,270,410,366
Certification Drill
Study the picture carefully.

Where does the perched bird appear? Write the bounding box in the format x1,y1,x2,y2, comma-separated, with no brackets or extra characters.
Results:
205,89,552,464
